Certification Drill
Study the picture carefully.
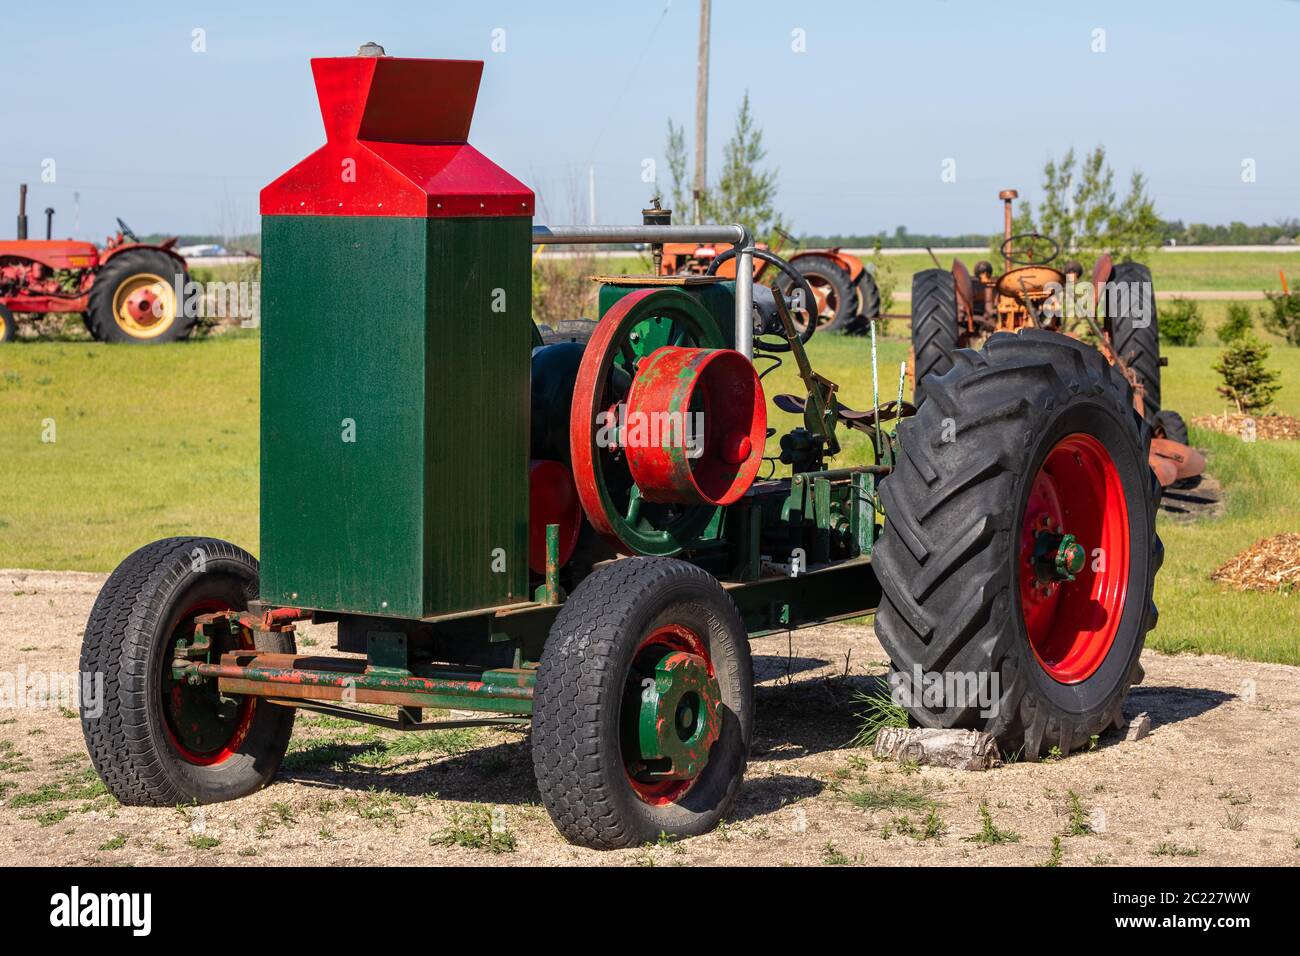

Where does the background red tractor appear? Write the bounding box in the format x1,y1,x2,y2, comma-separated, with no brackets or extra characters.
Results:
0,184,193,344
909,188,1204,488
657,220,880,335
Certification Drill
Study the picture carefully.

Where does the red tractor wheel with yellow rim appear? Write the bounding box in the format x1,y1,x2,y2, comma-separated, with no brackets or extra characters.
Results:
79,537,295,805
872,329,1161,759
531,556,753,849
86,249,195,343
0,304,15,343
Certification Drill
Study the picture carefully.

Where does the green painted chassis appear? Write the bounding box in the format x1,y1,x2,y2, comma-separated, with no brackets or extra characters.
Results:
173,283,897,732
172,474,887,730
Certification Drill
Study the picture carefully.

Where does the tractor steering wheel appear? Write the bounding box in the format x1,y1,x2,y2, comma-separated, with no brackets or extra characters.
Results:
1000,233,1060,267
705,247,817,353
116,217,140,242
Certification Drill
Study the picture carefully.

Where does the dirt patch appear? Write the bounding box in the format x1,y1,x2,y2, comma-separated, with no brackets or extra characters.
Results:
2,569,1298,867
1158,472,1225,521
1212,534,1300,594
1191,413,1300,441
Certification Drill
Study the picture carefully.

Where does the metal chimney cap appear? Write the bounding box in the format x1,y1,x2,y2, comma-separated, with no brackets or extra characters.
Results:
356,42,386,57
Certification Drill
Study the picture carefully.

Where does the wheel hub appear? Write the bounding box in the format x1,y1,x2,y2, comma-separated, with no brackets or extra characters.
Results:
160,604,256,765
112,272,177,337
636,650,721,781
1019,432,1131,684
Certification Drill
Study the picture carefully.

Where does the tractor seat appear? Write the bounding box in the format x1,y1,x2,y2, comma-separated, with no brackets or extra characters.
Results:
773,393,916,432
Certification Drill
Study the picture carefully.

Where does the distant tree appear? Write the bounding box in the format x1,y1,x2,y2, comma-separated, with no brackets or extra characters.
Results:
664,93,787,242
703,92,787,244
1214,336,1281,414
663,118,690,220
997,146,1162,271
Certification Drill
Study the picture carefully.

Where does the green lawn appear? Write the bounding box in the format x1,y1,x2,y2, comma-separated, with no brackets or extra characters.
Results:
862,249,1300,295
0,333,260,570
2,315,1297,664
595,247,1298,296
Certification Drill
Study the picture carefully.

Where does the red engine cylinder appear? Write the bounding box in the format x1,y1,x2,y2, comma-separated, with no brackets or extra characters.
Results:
623,346,766,507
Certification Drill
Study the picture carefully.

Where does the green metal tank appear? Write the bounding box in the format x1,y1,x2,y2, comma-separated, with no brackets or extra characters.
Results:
258,53,534,619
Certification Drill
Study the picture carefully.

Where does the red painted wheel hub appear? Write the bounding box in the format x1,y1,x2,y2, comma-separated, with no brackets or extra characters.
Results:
622,624,719,806
1019,432,1130,684
125,287,160,320
161,600,257,765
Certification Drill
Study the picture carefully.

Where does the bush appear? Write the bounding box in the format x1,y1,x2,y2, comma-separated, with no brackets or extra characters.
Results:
869,239,895,327
1217,303,1254,344
1262,289,1300,346
1160,297,1204,346
531,251,599,331
1214,335,1281,414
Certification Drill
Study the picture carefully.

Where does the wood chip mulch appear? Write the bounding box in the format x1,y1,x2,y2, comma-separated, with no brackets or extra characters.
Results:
1211,533,1300,593
1190,413,1300,441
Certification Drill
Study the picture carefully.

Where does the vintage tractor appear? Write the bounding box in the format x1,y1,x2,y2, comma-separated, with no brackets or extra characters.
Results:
658,223,880,335
80,52,1163,850
0,184,193,343
909,189,1203,488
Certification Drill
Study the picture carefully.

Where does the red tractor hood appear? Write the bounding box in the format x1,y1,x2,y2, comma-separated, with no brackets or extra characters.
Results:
0,240,100,270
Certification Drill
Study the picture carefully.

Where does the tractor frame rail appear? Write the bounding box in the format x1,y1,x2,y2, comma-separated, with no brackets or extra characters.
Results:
174,556,882,725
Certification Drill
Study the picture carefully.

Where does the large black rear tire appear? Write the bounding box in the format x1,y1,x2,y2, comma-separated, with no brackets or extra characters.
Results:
1106,261,1160,424
531,556,753,848
910,268,959,406
86,249,194,343
1155,408,1188,445
842,269,883,333
873,330,1161,759
778,255,857,333
0,304,15,343
80,537,294,805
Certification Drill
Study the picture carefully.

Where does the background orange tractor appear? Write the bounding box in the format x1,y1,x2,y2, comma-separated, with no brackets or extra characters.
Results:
657,220,879,335
0,183,193,344
909,188,1203,488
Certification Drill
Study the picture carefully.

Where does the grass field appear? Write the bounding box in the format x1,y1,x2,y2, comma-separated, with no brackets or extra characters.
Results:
2,308,1297,664
592,248,1300,295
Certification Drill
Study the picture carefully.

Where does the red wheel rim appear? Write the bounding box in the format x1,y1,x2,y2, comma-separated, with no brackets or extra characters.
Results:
161,600,257,765
622,624,716,806
1019,432,1130,684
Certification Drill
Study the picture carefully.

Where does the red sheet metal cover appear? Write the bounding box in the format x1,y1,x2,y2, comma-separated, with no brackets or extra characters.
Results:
260,56,534,218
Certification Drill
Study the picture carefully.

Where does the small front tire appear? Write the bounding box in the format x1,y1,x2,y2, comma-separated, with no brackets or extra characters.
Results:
531,556,753,849
80,536,294,806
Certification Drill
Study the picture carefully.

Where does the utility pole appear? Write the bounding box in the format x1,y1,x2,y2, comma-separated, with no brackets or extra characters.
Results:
588,165,596,225
693,0,710,224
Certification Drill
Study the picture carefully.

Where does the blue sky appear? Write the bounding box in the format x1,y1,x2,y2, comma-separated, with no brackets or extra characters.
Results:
2,0,1296,240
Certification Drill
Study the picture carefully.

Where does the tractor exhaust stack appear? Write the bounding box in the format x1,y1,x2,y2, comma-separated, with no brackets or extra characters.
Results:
999,188,1018,272
16,184,27,240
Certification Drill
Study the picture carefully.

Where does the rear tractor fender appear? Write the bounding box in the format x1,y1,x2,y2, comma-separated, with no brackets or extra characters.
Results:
98,243,189,274
788,249,864,284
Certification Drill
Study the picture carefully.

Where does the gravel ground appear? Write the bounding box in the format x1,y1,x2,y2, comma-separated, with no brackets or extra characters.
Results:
1,569,1297,867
